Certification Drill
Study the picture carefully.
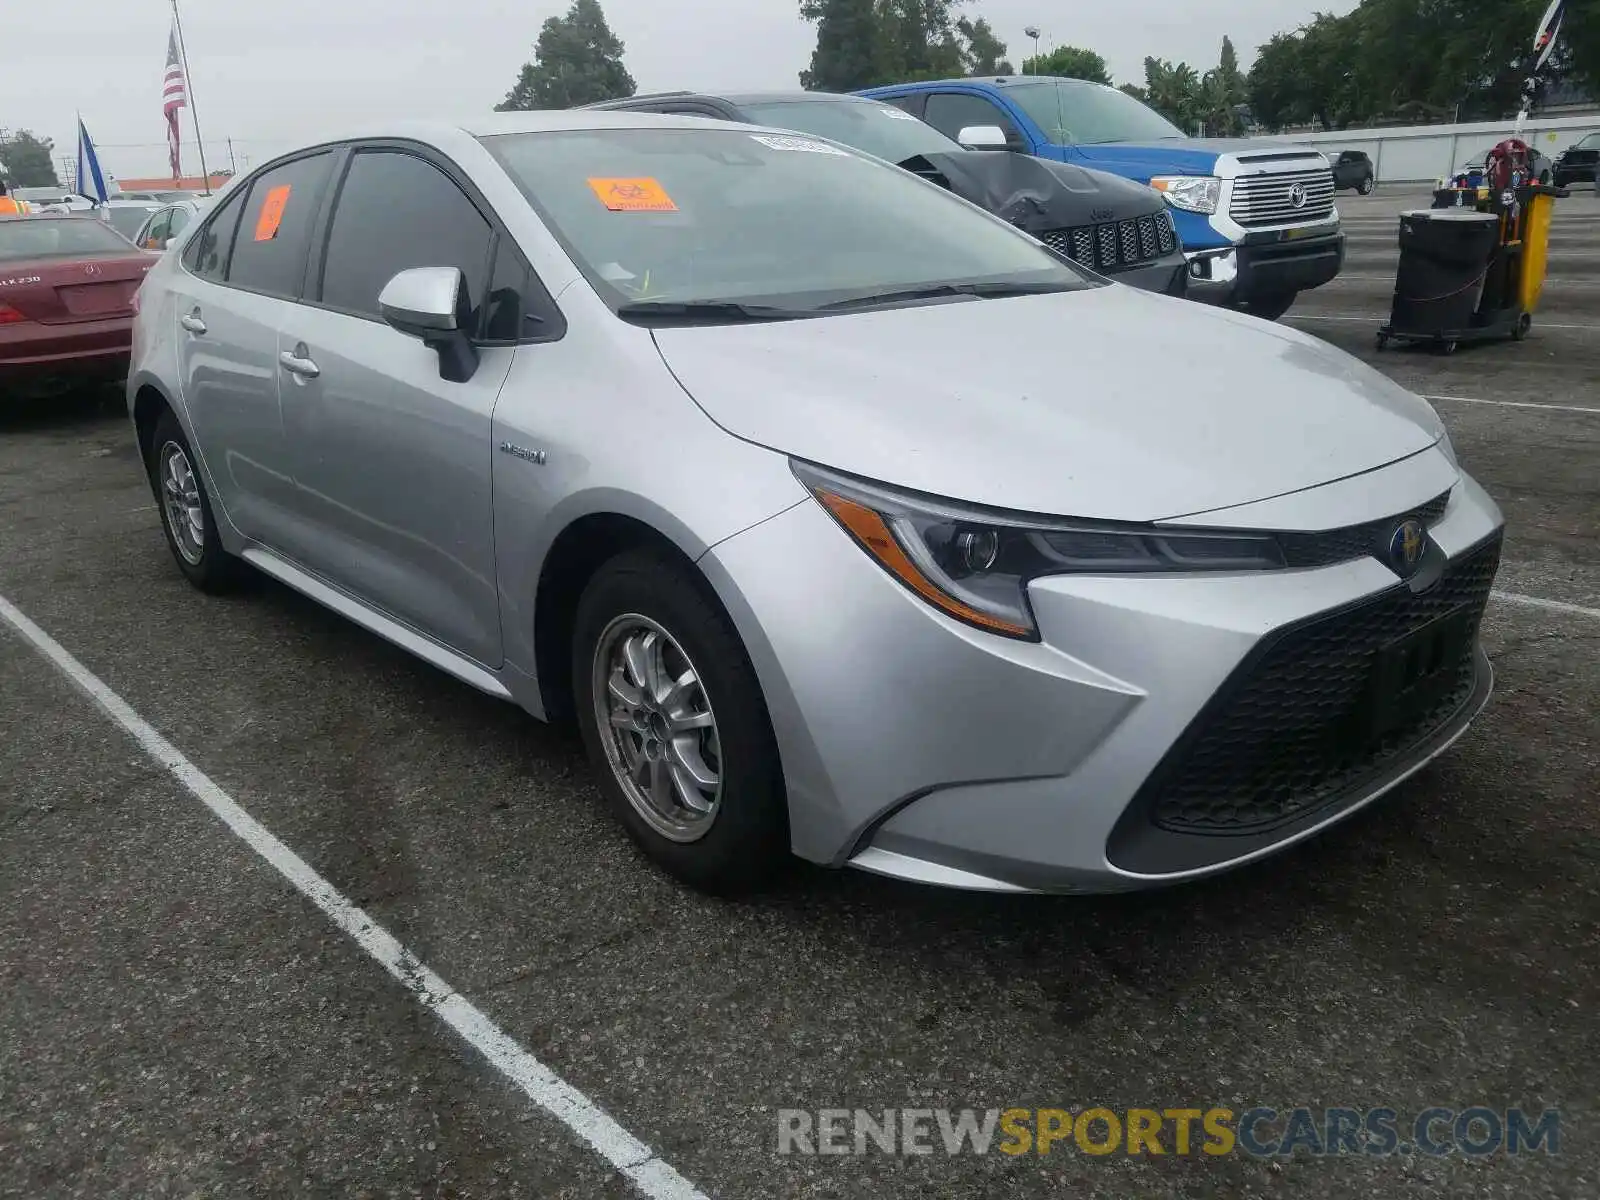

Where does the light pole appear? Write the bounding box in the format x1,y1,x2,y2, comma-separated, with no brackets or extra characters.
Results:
1024,26,1041,73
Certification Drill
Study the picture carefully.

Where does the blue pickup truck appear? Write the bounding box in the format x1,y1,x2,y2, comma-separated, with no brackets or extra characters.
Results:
859,76,1346,319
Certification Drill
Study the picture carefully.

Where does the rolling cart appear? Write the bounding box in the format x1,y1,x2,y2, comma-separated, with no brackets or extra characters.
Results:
1376,142,1567,355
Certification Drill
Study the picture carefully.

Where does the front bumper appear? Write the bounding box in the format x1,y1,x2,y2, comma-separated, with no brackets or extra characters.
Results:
701,455,1503,894
1106,251,1188,297
1186,227,1346,306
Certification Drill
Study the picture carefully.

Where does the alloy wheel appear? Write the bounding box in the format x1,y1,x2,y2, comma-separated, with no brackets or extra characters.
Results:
591,614,723,843
159,441,205,566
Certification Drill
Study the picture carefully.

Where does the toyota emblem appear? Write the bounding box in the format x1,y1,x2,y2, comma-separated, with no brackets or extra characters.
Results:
1288,182,1309,209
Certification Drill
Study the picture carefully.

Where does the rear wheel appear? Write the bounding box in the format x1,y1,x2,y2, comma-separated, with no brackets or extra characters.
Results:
1241,292,1298,321
148,410,244,592
572,549,788,894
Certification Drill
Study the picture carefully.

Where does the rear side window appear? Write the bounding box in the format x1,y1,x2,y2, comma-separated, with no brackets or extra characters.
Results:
225,152,335,298
183,190,245,281
318,150,492,325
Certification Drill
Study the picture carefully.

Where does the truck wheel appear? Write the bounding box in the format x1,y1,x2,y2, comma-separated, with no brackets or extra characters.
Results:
1358,175,1376,196
1242,293,1298,321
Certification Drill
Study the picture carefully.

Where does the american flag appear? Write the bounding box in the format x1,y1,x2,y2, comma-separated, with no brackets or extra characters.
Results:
163,24,187,179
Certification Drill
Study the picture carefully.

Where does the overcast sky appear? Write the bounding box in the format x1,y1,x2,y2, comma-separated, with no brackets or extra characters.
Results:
3,0,1350,182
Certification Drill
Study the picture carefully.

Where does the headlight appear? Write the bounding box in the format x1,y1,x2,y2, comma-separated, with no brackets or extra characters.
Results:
1149,176,1221,215
794,462,1285,641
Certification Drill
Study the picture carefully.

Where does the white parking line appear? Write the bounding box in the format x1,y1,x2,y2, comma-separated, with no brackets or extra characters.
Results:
1338,273,1600,285
1493,591,1600,620
0,593,708,1200
1424,394,1600,416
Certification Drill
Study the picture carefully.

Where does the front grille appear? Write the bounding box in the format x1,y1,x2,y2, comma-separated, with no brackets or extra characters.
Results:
1229,166,1337,227
1278,490,1453,568
1139,534,1501,836
1041,212,1177,274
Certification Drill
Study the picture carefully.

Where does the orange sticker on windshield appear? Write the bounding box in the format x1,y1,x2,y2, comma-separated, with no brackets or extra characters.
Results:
253,184,292,241
587,177,677,212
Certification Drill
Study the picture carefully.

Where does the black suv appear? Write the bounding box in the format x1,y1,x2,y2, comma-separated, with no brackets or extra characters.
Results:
1331,150,1376,195
1553,133,1600,188
585,90,1188,295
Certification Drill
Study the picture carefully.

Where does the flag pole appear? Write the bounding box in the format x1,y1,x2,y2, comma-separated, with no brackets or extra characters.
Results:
170,0,213,192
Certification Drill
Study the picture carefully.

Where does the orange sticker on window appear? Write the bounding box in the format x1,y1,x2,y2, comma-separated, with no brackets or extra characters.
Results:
253,184,292,241
587,177,678,212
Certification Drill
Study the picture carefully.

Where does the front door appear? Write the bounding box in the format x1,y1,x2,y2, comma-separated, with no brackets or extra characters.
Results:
275,147,509,668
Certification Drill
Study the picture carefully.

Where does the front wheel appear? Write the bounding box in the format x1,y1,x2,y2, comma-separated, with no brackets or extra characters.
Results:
1241,292,1298,321
1358,175,1376,196
572,549,788,894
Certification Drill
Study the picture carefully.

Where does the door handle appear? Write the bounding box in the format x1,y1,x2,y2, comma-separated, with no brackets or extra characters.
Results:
279,348,321,379
180,312,207,334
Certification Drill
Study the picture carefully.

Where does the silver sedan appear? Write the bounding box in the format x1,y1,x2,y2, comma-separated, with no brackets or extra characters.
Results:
127,112,1504,895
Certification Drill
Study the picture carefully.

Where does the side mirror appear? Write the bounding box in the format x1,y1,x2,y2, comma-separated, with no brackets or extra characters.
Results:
957,124,1010,150
378,266,479,383
163,238,177,251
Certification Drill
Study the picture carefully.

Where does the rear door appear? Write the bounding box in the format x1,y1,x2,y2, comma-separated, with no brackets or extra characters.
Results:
275,144,516,666
169,151,337,547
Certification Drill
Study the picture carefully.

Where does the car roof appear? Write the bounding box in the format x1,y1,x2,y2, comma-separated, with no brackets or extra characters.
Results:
593,89,873,108
460,110,756,137
870,74,1102,91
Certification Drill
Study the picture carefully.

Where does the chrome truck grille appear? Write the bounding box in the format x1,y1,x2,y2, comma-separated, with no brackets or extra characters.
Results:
1229,167,1337,228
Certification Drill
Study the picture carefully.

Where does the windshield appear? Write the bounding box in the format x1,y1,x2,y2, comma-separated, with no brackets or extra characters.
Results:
484,127,1090,313
105,207,156,239
0,218,134,261
737,99,961,165
1575,134,1600,150
1005,79,1185,145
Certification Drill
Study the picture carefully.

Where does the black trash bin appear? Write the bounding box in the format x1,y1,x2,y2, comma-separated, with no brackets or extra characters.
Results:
1388,209,1500,335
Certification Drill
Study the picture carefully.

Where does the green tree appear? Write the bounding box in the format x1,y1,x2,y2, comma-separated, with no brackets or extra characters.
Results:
1142,58,1203,131
1198,35,1247,135
800,0,882,90
0,129,60,188
1022,46,1112,86
956,15,1011,75
496,0,635,111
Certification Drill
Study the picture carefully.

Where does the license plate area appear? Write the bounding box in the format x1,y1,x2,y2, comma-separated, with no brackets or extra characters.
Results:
1365,604,1472,739
59,282,135,317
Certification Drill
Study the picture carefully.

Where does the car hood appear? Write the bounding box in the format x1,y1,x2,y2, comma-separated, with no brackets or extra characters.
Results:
651,286,1448,522
1070,140,1227,178
905,150,1166,232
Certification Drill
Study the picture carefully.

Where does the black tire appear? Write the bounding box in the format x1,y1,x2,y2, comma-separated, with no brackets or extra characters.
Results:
572,548,788,894
147,409,244,592
1241,292,1297,321
1512,312,1532,341
1358,175,1376,196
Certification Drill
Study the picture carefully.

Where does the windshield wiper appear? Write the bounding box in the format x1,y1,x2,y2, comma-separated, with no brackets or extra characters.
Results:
817,281,1071,311
615,300,808,324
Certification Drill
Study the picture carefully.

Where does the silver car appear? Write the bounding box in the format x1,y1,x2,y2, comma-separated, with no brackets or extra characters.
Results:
128,112,1505,895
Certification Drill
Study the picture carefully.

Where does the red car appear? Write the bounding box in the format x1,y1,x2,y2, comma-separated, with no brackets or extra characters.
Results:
0,215,158,398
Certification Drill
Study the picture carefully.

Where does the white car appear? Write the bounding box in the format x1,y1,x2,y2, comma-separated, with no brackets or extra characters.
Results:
130,197,214,252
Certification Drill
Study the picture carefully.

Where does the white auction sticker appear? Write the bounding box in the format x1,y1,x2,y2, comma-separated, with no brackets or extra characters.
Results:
750,133,849,156
878,106,919,120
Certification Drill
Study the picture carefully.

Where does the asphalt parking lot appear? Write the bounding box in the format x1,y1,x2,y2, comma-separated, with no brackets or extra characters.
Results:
2,187,1597,1199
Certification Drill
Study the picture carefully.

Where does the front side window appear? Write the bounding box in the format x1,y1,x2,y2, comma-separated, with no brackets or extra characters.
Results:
922,92,1021,144
104,207,155,242
1004,80,1186,146
738,99,961,165
484,127,1090,314
169,206,195,238
142,209,173,249
318,150,493,325
225,152,335,298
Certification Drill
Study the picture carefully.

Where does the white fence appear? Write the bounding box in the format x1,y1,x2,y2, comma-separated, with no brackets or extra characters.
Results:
1260,115,1600,183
